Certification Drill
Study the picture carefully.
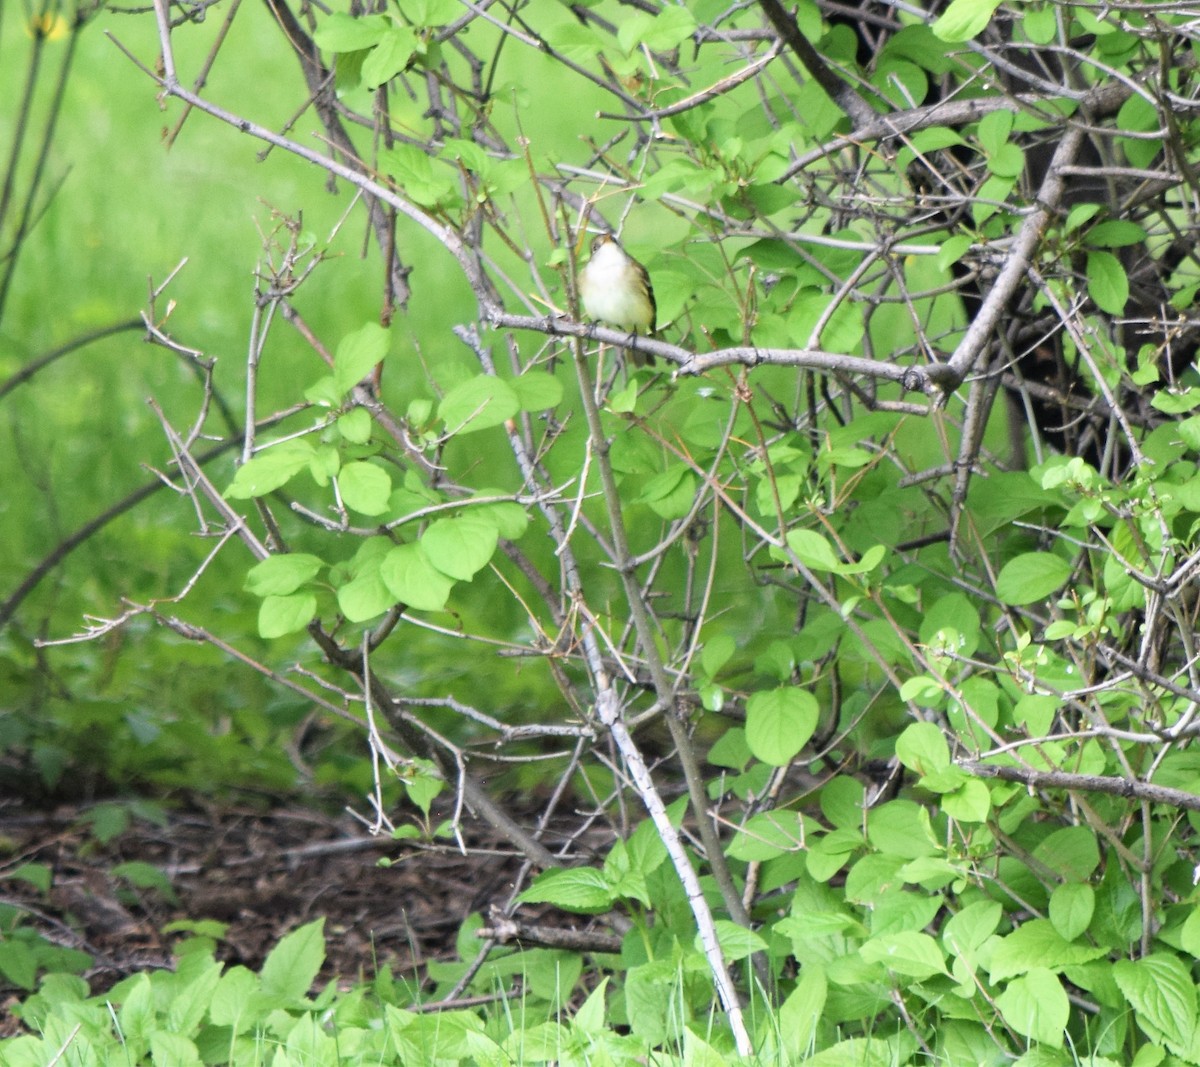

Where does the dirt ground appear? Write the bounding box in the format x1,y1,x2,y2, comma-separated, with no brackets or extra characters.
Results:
0,798,537,1032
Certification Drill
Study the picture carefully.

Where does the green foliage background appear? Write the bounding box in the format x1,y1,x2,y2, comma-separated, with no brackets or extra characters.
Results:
7,0,1200,1063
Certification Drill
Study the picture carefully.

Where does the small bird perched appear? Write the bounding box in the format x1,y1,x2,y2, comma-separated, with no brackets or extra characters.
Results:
579,233,656,366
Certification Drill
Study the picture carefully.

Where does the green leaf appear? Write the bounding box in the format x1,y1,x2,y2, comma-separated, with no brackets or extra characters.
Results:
336,561,397,622
7,862,51,895
510,371,563,412
995,552,1072,605
314,13,389,52
1113,955,1197,1053
977,110,1013,154
226,441,315,499
859,931,948,978
438,375,520,434
778,966,827,1059
149,1033,203,1067
943,900,1002,955
618,6,696,53
420,516,499,581
937,234,973,272
932,0,1002,42
337,407,372,444
697,919,767,961
339,461,393,516
1086,220,1147,248
745,687,819,766
0,941,37,990
517,868,615,913
1087,250,1129,315
727,810,806,861
112,860,178,903
362,27,419,89
639,464,696,521
1049,882,1095,941
259,918,326,1005
1033,826,1101,881
989,919,1107,981
468,496,528,540
380,143,457,209
258,593,317,638
987,142,1024,178
995,968,1068,1048
786,528,841,571
334,322,389,395
245,554,324,597
380,543,454,612
700,633,736,677
895,721,949,775
939,777,991,822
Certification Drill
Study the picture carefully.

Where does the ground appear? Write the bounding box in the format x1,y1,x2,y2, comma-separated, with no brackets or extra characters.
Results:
0,797,533,1033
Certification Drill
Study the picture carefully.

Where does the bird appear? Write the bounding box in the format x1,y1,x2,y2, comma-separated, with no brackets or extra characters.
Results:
579,233,656,366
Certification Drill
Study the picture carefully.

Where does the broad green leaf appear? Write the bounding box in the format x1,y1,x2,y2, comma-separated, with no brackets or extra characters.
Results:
820,775,865,830
407,0,462,25
7,863,51,895
380,544,453,612
745,687,819,766
996,968,1068,1048
245,554,324,597
860,931,948,978
510,371,563,412
727,810,806,861
334,322,389,395
338,461,392,516
336,560,397,622
362,27,419,88
865,802,938,860
618,6,696,53
1152,387,1200,414
0,940,37,991
937,234,973,272
517,868,615,913
995,552,1072,605
468,496,528,540
258,593,317,639
939,778,991,822
260,918,326,1005
943,900,1002,955
786,528,841,571
639,464,696,521
439,375,520,434
1087,250,1129,315
932,0,1002,41
697,919,768,962
778,966,827,1059
420,516,498,581
987,142,1024,178
209,967,260,1027
1113,955,1197,1053
1086,220,1147,248
337,407,372,444
380,143,457,209
1049,882,1095,942
1033,826,1100,880
990,919,1107,981
700,633,736,677
977,110,1014,154
226,441,315,499
895,721,949,775
314,13,389,52
708,726,752,771
149,1033,203,1067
